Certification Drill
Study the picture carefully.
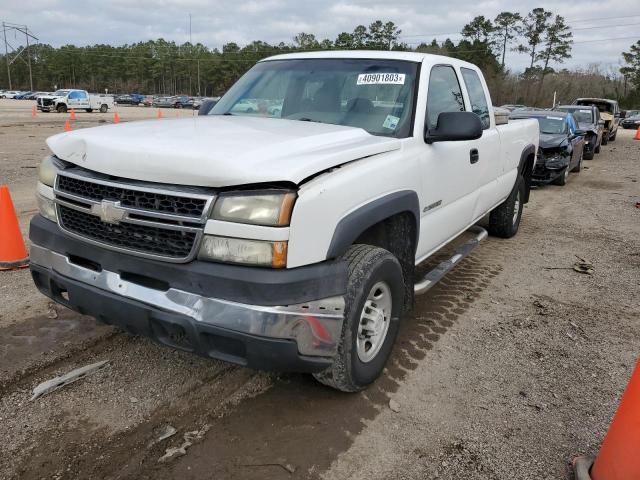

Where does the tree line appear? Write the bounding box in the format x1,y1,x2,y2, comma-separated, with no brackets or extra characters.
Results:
1,11,638,108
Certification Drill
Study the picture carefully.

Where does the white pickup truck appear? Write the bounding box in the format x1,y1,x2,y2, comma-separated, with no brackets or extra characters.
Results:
30,52,538,391
36,89,114,113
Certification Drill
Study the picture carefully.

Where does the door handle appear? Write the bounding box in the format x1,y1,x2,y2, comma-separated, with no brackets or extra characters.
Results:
470,148,479,164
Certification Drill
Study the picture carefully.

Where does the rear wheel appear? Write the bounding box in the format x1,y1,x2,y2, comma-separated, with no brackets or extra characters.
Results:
85,108,92,113
488,174,525,238
313,245,404,392
99,104,108,113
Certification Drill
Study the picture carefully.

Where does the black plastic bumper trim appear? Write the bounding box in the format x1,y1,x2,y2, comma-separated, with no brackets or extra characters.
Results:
29,215,347,306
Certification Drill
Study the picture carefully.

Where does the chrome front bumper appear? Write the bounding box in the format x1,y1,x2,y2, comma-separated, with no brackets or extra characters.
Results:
30,243,345,358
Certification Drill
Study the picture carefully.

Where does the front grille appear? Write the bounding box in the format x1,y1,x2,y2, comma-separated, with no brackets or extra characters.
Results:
54,170,214,262
39,98,53,106
58,205,197,259
58,175,206,218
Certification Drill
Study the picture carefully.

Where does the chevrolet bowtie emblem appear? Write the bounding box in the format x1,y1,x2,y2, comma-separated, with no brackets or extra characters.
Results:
91,200,127,225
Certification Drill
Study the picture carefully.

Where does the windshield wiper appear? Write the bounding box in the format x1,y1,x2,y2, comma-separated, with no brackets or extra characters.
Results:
298,117,320,122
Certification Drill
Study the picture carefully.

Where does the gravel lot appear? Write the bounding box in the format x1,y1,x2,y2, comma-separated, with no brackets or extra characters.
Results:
0,98,638,479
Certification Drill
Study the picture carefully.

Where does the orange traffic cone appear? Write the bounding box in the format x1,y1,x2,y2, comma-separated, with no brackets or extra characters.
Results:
31,105,37,117
113,111,120,124
64,120,72,132
634,127,640,140
69,108,76,120
0,185,29,270
573,360,640,480
156,108,163,119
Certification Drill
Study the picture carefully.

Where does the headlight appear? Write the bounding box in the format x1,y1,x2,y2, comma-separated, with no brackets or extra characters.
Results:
198,235,287,268
38,155,57,187
36,193,57,222
212,191,296,226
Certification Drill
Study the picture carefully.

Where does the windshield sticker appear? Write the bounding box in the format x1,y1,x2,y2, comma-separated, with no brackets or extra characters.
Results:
546,116,564,120
579,109,591,113
383,115,400,130
357,73,405,85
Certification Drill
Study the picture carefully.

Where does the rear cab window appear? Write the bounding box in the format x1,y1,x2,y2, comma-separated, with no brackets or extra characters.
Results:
460,68,490,129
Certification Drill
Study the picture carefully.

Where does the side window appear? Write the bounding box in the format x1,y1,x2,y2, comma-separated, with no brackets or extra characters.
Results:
78,91,87,99
426,65,465,130
461,67,490,129
68,91,78,99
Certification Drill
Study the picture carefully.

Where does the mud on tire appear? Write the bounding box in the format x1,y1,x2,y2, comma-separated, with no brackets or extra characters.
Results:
488,174,525,239
313,245,404,392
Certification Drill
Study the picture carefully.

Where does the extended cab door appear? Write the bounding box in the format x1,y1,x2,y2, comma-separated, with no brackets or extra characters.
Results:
416,64,480,260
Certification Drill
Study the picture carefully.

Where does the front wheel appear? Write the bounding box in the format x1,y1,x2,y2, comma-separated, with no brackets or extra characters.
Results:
85,108,92,113
313,245,404,392
609,130,617,142
595,142,601,154
56,104,67,113
553,167,569,186
488,174,525,238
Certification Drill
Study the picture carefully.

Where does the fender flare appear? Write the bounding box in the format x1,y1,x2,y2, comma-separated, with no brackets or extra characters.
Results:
326,190,420,259
518,144,536,203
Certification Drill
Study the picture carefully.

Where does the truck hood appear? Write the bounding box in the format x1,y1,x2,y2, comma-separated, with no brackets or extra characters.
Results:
539,133,567,149
46,116,401,187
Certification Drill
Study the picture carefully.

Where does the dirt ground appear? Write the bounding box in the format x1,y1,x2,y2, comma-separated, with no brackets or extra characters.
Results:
0,98,638,480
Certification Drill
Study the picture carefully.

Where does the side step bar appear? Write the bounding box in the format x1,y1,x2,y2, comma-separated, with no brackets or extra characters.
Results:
414,225,488,295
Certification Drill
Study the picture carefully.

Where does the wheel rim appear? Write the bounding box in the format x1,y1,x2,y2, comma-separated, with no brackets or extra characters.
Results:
357,281,392,363
512,189,521,226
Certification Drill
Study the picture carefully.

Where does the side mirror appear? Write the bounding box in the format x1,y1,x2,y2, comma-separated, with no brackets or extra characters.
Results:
198,99,218,116
425,111,483,144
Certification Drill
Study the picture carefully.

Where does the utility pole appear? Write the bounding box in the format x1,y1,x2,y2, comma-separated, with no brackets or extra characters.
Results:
2,22,10,89
1,21,38,90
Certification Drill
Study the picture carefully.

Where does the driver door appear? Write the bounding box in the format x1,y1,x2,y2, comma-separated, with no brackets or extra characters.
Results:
417,65,480,259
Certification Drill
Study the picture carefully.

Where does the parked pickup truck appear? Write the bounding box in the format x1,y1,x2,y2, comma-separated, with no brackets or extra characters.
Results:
36,89,114,113
30,52,539,392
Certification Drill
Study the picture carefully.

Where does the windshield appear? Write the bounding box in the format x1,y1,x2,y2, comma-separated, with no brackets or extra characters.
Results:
53,90,71,96
577,100,613,113
210,58,419,138
534,115,567,135
557,108,593,123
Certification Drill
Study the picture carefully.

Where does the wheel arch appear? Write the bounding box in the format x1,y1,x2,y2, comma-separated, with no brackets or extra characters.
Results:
518,144,536,203
326,190,420,311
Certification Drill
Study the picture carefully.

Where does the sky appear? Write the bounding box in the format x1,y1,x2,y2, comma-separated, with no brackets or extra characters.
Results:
0,0,638,73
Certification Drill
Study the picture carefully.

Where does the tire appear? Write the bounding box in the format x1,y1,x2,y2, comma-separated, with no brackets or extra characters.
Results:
601,134,608,146
488,174,525,238
313,245,404,392
595,142,601,154
571,151,583,172
175,103,182,109
553,167,569,186
99,104,108,113
85,109,92,113
609,130,617,142
584,150,594,160
56,104,67,113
